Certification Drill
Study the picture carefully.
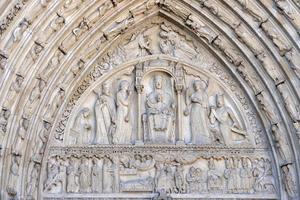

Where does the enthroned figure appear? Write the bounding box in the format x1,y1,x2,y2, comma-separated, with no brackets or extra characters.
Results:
144,75,175,144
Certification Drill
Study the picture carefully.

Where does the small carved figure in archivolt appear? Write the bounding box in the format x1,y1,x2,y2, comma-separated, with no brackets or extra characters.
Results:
0,108,10,144
12,116,29,156
94,83,116,144
43,87,65,122
281,164,297,198
3,74,24,110
185,79,210,144
113,80,132,144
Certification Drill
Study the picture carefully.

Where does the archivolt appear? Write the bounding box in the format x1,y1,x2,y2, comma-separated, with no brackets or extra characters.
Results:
0,0,299,199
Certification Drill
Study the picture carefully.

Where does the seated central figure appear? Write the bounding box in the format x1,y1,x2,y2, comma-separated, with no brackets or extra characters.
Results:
144,75,175,144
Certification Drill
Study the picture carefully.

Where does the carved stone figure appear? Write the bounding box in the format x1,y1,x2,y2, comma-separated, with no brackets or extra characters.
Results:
4,18,29,51
155,165,175,193
255,51,283,83
39,49,64,81
201,0,241,29
212,37,243,66
281,164,297,198
240,157,254,193
106,12,134,39
66,157,79,193
210,94,248,145
43,87,65,122
186,166,204,193
103,157,115,193
79,157,92,193
256,91,280,124
6,155,21,196
113,80,132,144
31,121,51,163
271,124,292,162
24,78,47,116
261,21,292,55
94,83,116,144
277,83,300,122
252,158,275,193
0,108,10,145
60,18,90,53
185,79,210,144
174,165,186,193
185,14,218,43
26,163,40,198
40,13,65,42
3,74,24,110
61,59,85,87
44,156,64,193
144,75,175,144
92,158,103,193
29,41,44,63
12,116,29,156
207,158,222,192
236,0,269,23
0,51,8,75
70,108,92,144
285,48,300,79
224,158,235,193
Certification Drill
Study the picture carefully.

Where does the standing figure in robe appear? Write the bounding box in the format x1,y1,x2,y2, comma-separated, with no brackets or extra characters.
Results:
70,108,91,144
94,83,116,144
185,79,210,144
113,80,132,144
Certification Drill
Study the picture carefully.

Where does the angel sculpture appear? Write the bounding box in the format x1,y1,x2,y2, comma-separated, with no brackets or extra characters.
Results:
184,79,211,144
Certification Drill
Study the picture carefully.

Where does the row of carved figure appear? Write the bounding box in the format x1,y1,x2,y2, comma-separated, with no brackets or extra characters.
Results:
44,154,288,195
70,75,249,146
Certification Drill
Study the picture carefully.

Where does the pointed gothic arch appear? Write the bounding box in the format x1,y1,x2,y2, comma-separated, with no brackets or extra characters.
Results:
0,0,299,199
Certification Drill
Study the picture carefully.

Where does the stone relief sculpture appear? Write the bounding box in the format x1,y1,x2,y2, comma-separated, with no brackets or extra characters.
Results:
281,163,298,198
3,74,24,111
43,87,65,122
0,108,10,146
271,124,292,162
185,79,210,144
43,150,276,198
66,156,79,193
23,78,47,116
94,83,116,144
45,21,280,199
4,18,29,52
12,116,29,156
70,108,92,144
144,75,175,144
6,155,21,197
209,94,249,146
113,80,133,144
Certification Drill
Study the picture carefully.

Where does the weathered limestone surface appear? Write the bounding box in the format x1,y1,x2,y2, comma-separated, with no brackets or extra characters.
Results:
0,0,300,199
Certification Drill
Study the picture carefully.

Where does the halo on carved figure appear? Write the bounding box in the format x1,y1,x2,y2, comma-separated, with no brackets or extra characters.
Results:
0,1,294,198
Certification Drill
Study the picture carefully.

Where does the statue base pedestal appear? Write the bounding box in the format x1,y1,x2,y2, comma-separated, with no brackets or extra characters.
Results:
176,140,186,145
134,140,144,146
